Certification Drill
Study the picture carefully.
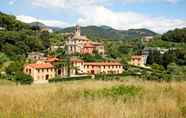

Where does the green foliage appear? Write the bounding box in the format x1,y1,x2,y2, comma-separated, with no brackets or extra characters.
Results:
49,76,92,83
162,28,186,43
151,64,165,71
146,50,162,65
0,12,30,31
82,85,142,99
94,74,120,81
60,26,157,40
80,54,105,62
147,49,186,68
49,48,66,58
49,32,65,45
14,72,33,85
5,60,25,75
146,71,172,82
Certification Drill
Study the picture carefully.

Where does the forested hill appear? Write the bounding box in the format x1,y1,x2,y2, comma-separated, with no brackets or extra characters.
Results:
0,12,51,60
59,25,158,40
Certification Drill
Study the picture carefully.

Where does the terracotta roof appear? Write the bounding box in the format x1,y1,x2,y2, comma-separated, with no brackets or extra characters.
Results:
84,62,122,66
26,63,54,69
84,43,95,48
46,57,59,62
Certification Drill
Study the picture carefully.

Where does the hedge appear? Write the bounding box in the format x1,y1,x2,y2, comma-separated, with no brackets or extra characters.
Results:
49,75,92,83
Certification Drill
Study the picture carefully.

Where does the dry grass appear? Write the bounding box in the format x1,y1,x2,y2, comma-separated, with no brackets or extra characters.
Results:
0,79,186,118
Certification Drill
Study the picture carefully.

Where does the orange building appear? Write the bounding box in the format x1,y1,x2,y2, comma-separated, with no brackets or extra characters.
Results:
24,62,55,81
84,61,123,75
81,43,95,54
24,57,124,81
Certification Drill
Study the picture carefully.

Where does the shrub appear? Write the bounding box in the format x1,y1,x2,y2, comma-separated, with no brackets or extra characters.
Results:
94,74,120,81
49,76,92,83
14,72,33,85
82,85,142,98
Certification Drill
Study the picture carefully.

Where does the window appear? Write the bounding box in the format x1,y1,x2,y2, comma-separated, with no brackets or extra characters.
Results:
29,69,31,74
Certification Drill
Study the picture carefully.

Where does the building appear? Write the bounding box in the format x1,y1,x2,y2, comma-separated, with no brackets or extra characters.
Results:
48,45,65,52
24,61,55,81
27,52,46,62
70,57,85,75
143,36,154,42
84,61,123,75
143,47,170,56
24,57,124,82
130,55,146,67
66,25,105,55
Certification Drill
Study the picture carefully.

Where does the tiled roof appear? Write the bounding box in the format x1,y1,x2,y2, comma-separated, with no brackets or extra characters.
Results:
46,57,59,62
84,43,95,48
27,63,54,69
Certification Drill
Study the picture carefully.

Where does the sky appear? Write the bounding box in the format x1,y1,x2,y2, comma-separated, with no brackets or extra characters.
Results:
0,0,186,33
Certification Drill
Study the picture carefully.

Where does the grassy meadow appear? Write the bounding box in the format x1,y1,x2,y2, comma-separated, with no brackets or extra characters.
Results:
1,78,186,118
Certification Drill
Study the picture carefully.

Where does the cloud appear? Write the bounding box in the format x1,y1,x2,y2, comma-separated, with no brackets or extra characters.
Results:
9,0,16,5
16,15,68,27
29,0,186,33
77,6,186,33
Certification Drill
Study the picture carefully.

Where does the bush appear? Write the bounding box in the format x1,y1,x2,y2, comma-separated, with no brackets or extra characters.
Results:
14,72,33,85
94,74,120,81
82,85,142,98
146,71,172,82
49,76,92,83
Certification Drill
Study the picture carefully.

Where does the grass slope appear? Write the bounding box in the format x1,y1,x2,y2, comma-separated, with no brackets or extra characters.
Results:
0,79,186,117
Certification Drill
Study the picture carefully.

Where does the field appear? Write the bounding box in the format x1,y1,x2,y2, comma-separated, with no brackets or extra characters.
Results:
1,78,186,118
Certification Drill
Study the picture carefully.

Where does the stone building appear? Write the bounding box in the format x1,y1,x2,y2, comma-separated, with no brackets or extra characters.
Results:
27,52,46,62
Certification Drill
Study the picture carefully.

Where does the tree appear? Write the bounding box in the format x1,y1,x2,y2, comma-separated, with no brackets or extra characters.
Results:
0,53,11,74
14,72,33,85
162,28,186,43
146,50,162,65
162,50,176,68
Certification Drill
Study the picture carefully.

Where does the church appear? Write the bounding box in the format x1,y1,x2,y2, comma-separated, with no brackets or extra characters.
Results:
66,25,105,55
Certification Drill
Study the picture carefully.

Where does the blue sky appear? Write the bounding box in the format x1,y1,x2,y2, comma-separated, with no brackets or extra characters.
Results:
0,0,186,33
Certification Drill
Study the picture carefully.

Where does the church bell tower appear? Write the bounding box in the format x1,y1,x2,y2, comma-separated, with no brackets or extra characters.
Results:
74,25,81,36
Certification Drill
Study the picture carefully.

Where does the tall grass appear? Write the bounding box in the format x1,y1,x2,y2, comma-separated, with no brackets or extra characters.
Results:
0,79,186,117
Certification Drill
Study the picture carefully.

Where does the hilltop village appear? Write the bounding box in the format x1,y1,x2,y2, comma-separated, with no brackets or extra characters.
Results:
1,12,186,84
24,26,124,82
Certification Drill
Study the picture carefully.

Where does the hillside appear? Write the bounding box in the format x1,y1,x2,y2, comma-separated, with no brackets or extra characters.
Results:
59,25,158,40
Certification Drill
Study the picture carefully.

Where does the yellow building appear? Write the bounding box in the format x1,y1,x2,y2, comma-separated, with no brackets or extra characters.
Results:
84,61,123,75
24,61,55,81
130,55,145,67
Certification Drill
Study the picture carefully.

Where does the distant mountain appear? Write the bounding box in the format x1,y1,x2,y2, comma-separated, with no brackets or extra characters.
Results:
28,21,158,40
28,22,63,31
59,25,158,40
29,22,46,28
